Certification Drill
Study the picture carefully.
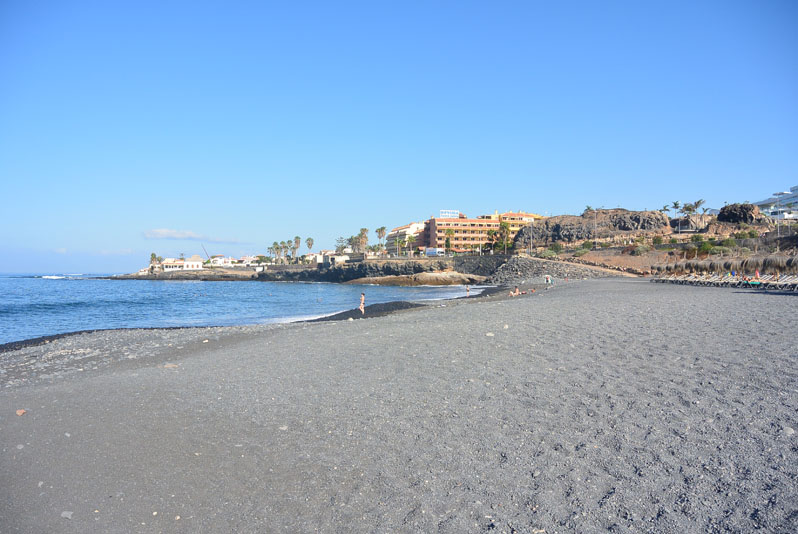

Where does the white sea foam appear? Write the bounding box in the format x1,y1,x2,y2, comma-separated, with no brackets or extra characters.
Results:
41,275,66,280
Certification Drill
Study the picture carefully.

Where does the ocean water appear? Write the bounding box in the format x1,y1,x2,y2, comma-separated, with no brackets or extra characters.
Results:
0,274,477,345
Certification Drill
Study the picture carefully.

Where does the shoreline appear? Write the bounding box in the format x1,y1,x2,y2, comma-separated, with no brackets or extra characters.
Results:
0,283,513,354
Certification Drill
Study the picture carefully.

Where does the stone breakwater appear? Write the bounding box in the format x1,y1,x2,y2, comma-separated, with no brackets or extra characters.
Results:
485,256,622,285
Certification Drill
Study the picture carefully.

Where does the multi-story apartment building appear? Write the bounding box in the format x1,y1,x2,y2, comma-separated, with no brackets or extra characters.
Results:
385,221,426,255
753,185,798,220
426,213,501,252
388,210,544,254
426,210,543,252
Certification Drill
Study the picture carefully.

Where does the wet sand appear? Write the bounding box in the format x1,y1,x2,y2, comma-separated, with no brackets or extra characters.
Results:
1,279,796,533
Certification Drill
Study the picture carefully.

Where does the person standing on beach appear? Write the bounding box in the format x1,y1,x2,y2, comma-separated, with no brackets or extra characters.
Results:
466,285,470,297
359,292,365,314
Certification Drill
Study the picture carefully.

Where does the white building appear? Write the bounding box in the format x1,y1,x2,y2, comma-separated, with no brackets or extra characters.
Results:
209,255,234,266
162,258,184,270
753,185,798,220
184,255,204,270
385,221,426,255
305,252,324,264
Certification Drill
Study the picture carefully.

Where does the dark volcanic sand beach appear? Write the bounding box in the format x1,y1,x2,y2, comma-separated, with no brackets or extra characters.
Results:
1,279,796,533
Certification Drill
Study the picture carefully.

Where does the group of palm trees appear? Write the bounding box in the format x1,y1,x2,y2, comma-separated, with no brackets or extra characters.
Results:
661,199,707,233
336,227,388,255
267,236,314,264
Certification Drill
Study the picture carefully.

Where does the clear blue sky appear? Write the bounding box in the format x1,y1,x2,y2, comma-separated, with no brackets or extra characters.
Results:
1,1,796,273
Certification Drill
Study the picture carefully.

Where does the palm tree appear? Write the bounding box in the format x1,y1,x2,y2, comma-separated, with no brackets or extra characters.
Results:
376,227,387,254
305,237,314,254
358,228,369,253
271,241,280,262
406,234,416,257
150,252,157,265
486,229,497,252
498,221,511,254
671,201,681,233
293,236,301,263
693,199,706,226
279,241,286,263
444,228,454,253
397,237,406,256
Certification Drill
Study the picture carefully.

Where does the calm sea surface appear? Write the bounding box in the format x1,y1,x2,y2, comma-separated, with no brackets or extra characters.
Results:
0,274,477,345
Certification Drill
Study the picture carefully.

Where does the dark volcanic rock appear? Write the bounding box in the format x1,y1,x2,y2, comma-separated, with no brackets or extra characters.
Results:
717,203,768,224
515,209,669,247
485,256,619,285
257,257,510,284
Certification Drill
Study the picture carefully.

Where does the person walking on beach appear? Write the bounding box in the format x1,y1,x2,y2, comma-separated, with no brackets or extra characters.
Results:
359,292,365,314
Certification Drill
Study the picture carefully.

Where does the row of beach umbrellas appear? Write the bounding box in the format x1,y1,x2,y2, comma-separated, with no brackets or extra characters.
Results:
652,255,798,274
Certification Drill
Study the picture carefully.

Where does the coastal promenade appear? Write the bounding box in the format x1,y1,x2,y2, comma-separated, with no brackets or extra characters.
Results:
1,279,796,532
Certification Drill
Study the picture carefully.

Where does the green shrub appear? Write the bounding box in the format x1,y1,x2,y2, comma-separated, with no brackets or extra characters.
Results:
539,249,558,258
709,246,731,256
691,234,704,242
549,243,563,253
634,236,646,244
699,242,713,253
600,242,611,248
739,247,751,255
572,248,590,257
670,238,678,244
582,240,594,249
721,238,737,248
652,236,663,245
631,245,651,256
748,230,758,239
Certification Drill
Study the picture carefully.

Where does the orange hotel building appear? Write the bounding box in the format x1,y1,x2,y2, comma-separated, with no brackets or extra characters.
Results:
425,211,542,252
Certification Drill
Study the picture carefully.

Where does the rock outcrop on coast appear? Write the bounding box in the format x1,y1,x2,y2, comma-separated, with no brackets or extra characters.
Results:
485,255,621,285
514,208,669,247
256,256,508,284
345,271,486,286
717,202,770,224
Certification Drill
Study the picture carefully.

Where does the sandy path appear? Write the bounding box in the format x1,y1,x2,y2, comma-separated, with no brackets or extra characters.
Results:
1,279,796,533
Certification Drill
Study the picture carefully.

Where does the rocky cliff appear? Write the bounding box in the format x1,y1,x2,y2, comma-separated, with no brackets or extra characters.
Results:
717,203,770,225
514,209,669,247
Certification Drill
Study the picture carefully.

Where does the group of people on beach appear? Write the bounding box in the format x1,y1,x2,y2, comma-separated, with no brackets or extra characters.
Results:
509,286,536,296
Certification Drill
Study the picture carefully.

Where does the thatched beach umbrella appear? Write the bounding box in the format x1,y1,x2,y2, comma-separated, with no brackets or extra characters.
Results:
763,255,788,272
786,257,798,274
675,261,687,273
725,259,743,273
708,260,723,272
743,257,763,272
